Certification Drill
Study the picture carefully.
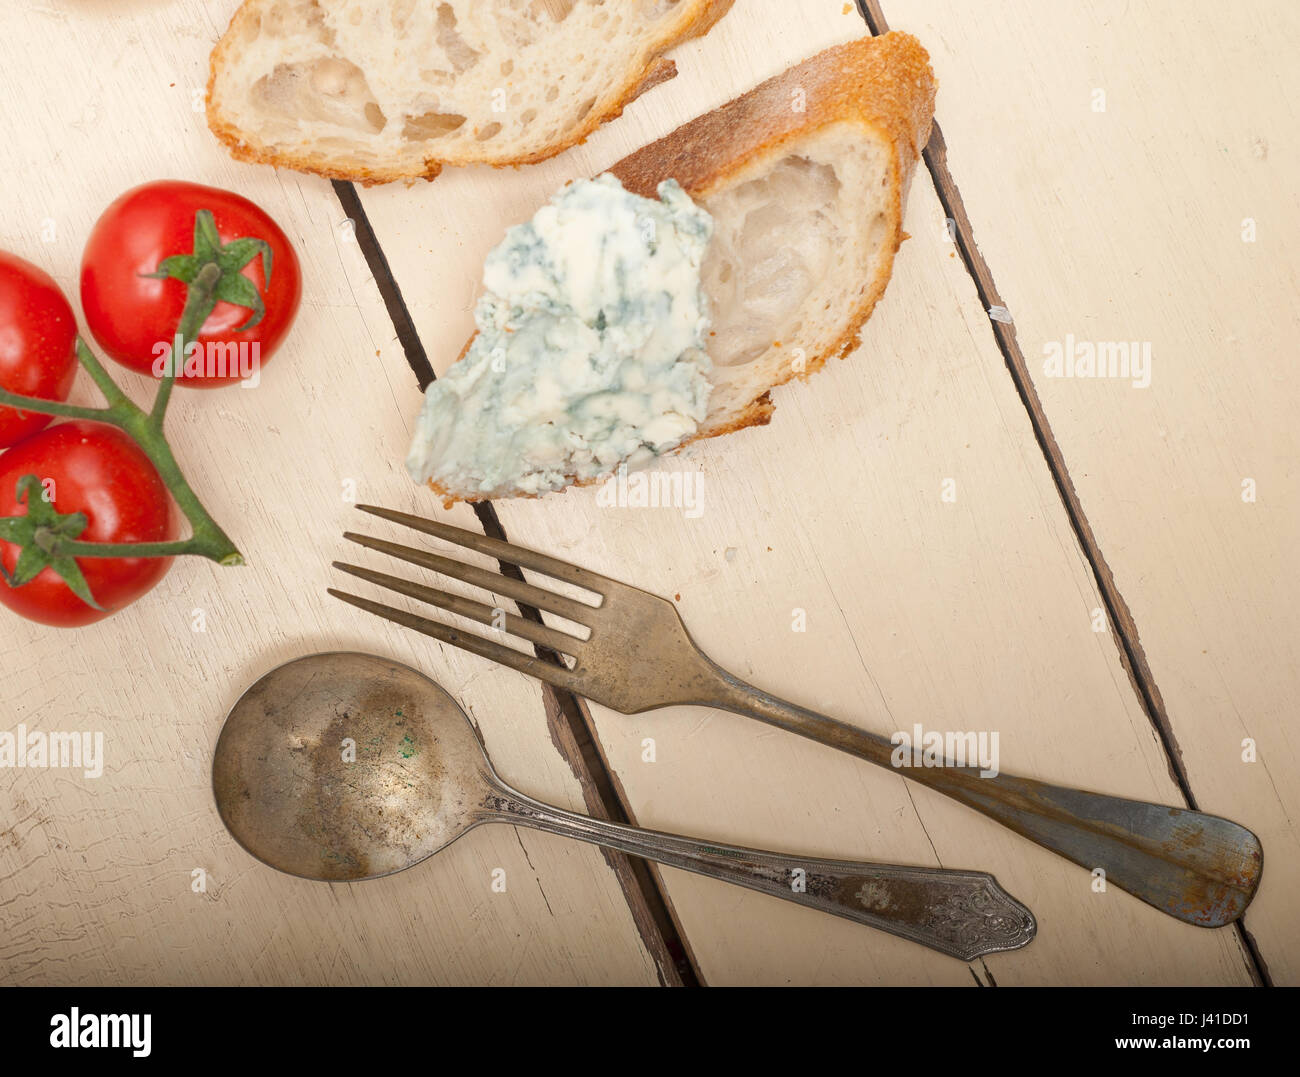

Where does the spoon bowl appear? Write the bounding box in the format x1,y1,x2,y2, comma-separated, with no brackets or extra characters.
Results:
213,651,489,881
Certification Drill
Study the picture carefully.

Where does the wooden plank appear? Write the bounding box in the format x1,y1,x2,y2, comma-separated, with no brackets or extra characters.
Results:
0,0,661,986
353,0,1256,982
872,0,1297,982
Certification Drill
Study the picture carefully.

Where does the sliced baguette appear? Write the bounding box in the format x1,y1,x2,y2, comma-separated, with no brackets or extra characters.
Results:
206,0,735,184
423,31,936,504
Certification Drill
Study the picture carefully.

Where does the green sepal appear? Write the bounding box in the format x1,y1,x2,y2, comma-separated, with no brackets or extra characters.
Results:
0,474,104,609
47,554,102,610
216,272,266,331
218,237,273,286
141,209,274,333
192,209,223,263
8,543,53,588
142,254,199,283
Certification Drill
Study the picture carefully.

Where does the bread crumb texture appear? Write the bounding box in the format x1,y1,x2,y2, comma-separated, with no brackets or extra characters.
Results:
206,0,736,183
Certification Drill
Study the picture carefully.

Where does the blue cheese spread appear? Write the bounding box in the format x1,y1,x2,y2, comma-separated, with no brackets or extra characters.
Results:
405,174,714,497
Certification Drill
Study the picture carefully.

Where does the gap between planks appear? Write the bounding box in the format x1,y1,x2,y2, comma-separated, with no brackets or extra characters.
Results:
858,0,1270,987
330,180,701,988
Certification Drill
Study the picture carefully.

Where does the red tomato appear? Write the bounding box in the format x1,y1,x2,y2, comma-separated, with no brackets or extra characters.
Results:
0,421,178,627
80,180,301,388
0,252,78,448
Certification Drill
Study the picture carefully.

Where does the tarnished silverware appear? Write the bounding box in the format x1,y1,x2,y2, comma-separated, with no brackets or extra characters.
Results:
328,505,1264,929
212,652,1036,961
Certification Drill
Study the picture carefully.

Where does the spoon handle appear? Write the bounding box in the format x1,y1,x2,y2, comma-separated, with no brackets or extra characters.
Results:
482,785,1035,962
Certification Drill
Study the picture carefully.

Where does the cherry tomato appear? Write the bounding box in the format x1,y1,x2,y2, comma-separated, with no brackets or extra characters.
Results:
0,421,178,627
80,180,301,388
0,252,78,449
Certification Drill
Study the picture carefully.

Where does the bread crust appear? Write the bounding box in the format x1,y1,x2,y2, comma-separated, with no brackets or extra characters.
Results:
206,0,736,185
611,31,935,441
424,32,935,505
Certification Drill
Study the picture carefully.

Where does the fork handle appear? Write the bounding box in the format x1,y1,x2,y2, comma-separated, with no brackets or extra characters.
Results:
481,783,1035,962
702,668,1262,928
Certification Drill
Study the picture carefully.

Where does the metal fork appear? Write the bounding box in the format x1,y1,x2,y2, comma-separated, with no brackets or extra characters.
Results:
329,505,1263,929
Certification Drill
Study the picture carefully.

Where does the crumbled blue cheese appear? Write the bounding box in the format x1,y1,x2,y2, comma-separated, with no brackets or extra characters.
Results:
406,174,714,497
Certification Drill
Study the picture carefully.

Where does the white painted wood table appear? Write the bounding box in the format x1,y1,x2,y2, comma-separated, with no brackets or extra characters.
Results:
1,0,1293,985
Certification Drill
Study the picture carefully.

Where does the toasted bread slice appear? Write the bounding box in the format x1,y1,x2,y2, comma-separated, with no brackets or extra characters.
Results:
206,0,735,184
418,32,936,503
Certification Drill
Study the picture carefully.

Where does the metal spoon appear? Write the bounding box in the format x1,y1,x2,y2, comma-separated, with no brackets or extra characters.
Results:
212,652,1036,962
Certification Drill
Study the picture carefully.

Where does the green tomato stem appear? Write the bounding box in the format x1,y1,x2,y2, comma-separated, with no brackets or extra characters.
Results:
150,261,221,428
41,535,228,561
0,237,246,570
115,405,244,566
0,389,112,421
74,336,133,410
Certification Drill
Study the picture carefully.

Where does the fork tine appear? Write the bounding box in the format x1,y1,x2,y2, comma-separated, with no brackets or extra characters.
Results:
343,531,595,625
332,561,585,657
327,588,584,694
356,504,618,596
